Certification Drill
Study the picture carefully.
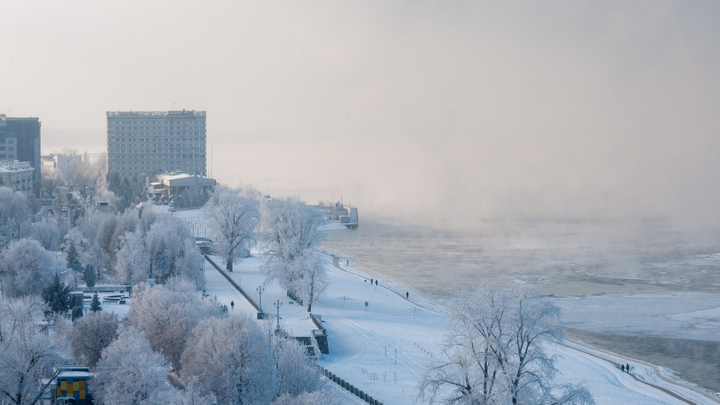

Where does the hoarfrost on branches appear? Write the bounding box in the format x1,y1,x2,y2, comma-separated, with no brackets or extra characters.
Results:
127,277,221,369
30,221,61,251
0,238,59,297
420,283,594,405
181,314,277,405
90,326,174,405
260,198,327,312
68,310,120,369
0,296,70,405
203,185,261,271
0,186,30,241
114,229,150,285
270,334,325,397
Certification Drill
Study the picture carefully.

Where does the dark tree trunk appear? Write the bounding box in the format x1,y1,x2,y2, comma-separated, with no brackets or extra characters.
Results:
307,273,315,313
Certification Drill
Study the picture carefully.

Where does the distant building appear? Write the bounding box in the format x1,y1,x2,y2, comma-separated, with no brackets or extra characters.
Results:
41,153,82,174
106,110,207,179
148,172,216,198
0,114,41,196
0,160,35,196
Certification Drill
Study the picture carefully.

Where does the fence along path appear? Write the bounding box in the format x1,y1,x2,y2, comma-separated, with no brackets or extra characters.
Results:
319,365,384,405
203,254,259,311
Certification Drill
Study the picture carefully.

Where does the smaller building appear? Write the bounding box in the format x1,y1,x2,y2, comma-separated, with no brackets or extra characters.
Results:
41,153,82,173
0,160,35,196
148,172,216,198
53,366,93,405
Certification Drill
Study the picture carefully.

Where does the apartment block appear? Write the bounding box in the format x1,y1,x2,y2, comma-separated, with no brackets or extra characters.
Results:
0,114,41,196
107,110,206,179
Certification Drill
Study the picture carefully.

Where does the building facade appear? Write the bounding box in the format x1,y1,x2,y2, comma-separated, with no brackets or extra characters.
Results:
148,172,216,197
107,110,207,179
0,160,35,196
0,114,41,196
41,153,83,173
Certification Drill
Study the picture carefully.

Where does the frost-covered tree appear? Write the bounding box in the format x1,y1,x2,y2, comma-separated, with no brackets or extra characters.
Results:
203,185,261,271
0,238,59,297
261,198,326,312
30,221,61,251
90,292,102,312
127,277,221,369
42,272,71,314
0,295,70,405
271,335,325,397
420,284,594,405
41,167,62,197
65,240,83,274
84,264,97,287
148,378,217,405
91,326,174,405
114,229,151,285
68,310,120,369
113,214,200,285
172,238,204,286
175,177,211,209
151,239,170,279
0,186,31,241
84,240,109,282
181,314,278,404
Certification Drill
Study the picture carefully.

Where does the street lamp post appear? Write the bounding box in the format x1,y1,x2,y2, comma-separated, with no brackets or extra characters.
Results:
256,286,264,312
274,300,282,332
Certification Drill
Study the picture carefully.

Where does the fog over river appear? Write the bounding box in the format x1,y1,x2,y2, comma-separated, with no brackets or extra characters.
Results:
321,214,720,301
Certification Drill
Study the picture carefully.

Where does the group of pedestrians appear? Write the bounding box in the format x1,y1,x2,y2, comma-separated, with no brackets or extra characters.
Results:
365,278,378,286
621,363,631,373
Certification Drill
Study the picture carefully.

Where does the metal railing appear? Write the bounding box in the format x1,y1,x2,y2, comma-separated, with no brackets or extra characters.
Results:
202,255,259,311
318,366,383,405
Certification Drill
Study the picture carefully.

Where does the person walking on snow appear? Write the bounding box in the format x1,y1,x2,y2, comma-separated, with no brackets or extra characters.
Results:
406,291,409,299
621,364,625,372
231,300,235,310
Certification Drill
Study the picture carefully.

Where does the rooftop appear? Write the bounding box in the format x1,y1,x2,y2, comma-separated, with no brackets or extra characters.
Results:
107,110,205,117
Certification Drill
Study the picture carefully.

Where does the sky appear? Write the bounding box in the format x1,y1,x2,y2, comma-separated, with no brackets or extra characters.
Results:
2,1,720,230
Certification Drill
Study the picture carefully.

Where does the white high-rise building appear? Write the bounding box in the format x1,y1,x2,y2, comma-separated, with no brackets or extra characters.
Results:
107,110,206,179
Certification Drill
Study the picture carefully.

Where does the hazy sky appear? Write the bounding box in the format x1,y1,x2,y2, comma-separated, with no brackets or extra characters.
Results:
2,1,719,229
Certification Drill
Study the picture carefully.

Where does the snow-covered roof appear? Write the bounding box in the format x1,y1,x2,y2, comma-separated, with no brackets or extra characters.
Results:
157,173,216,187
0,160,34,173
57,371,91,378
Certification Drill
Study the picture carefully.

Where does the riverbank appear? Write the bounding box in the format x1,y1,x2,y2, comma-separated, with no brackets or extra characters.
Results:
566,328,720,393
